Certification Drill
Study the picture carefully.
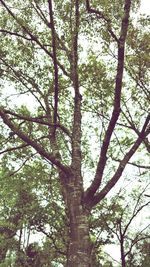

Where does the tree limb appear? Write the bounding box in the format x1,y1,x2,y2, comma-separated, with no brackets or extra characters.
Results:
86,0,119,43
0,0,70,77
0,29,32,40
0,108,70,174
71,0,82,174
48,0,59,136
3,109,71,138
90,118,150,207
111,156,150,170
85,0,132,202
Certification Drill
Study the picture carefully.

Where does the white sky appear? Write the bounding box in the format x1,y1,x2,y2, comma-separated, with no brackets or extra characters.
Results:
140,0,150,14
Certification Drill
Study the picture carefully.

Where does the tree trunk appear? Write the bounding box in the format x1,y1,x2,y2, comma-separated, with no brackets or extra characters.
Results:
61,173,92,267
67,205,91,267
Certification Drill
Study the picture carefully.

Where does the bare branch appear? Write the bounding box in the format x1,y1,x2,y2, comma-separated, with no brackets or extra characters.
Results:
32,1,50,28
111,156,150,170
0,135,51,156
122,109,150,153
123,183,150,236
32,1,70,57
35,225,66,256
125,225,150,257
0,58,46,111
3,152,37,179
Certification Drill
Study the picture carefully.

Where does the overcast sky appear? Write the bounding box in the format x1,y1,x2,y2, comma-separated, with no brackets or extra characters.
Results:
141,0,150,14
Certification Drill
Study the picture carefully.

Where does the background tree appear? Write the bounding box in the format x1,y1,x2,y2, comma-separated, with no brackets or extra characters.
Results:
93,183,150,267
0,0,149,266
0,155,68,266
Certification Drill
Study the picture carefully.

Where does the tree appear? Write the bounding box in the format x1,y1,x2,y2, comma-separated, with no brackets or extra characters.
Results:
0,0,149,266
0,156,68,265
139,240,150,267
93,184,150,267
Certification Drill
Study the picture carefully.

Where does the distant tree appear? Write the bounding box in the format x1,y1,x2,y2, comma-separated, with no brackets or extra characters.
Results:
139,240,150,267
94,184,150,267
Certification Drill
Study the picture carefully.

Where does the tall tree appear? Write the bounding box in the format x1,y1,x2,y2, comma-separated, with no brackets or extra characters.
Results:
0,0,149,266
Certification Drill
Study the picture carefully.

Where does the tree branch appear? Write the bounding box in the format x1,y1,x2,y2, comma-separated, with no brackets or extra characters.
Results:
85,0,132,202
0,135,51,156
0,29,32,41
0,57,46,111
3,152,37,179
125,226,150,257
86,0,119,43
35,225,66,256
71,0,82,174
111,156,150,170
48,0,59,136
3,109,71,138
32,1,51,28
0,143,28,155
123,184,150,236
0,108,70,174
0,0,70,77
122,109,150,153
90,118,150,207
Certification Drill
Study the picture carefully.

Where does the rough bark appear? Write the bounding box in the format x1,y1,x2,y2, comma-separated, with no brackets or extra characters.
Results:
62,1,92,265
62,173,92,267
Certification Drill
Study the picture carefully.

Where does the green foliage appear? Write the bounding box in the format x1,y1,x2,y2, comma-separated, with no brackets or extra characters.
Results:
0,0,149,266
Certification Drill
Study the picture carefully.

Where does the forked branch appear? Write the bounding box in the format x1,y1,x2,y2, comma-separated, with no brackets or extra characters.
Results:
90,117,150,207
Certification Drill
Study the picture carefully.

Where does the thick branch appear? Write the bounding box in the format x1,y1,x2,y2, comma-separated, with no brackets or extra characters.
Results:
71,0,82,174
90,124,150,207
48,0,59,135
0,109,70,174
85,0,132,201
